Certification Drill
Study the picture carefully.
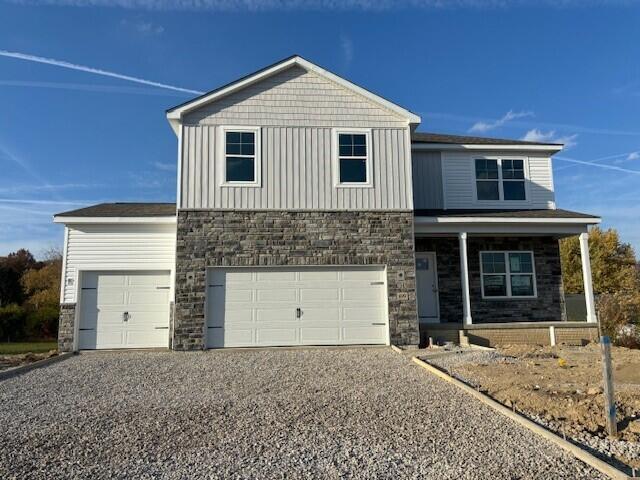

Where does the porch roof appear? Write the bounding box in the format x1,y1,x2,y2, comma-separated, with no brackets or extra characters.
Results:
414,208,599,220
414,208,600,236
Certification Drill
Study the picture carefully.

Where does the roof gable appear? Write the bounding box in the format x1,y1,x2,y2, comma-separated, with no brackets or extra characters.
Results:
166,55,420,131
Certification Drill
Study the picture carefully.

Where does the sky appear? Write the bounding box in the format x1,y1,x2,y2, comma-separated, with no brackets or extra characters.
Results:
0,0,639,258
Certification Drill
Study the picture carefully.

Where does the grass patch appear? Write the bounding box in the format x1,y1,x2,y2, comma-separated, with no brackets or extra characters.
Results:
0,342,57,355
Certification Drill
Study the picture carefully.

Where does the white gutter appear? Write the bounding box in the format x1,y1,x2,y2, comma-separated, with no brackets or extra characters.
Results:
412,143,563,153
414,216,601,225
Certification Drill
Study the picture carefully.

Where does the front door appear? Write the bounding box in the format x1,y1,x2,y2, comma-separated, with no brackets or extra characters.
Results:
416,253,440,323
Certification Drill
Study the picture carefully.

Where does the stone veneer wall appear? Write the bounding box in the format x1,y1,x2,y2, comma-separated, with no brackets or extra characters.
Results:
58,303,76,352
174,210,420,350
415,236,566,324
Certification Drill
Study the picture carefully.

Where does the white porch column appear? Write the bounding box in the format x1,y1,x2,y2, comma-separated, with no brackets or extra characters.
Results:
459,232,473,325
580,232,598,323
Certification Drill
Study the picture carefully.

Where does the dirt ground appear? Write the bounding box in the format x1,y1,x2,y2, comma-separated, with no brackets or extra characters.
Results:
0,350,58,371
450,343,640,467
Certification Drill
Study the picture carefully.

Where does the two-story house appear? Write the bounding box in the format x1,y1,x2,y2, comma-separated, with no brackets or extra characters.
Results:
53,55,601,352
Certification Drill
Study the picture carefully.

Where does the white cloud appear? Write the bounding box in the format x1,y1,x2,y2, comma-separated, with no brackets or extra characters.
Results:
152,161,176,171
120,18,164,35
627,152,640,161
0,50,203,95
468,110,533,133
340,33,354,66
5,0,636,11
521,128,578,149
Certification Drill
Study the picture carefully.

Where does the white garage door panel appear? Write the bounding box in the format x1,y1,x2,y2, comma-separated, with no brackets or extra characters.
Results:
78,271,170,350
206,266,388,348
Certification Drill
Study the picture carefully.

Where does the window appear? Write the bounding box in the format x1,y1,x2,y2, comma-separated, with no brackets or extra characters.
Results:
480,251,536,298
475,158,526,201
221,127,261,186
475,159,499,201
334,129,372,186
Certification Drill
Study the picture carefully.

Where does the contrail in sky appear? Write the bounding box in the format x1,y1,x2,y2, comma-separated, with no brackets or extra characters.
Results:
0,50,204,95
555,156,640,175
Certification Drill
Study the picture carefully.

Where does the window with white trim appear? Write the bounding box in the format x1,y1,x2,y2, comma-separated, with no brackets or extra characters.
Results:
480,251,536,298
475,158,526,201
334,130,372,186
222,127,260,185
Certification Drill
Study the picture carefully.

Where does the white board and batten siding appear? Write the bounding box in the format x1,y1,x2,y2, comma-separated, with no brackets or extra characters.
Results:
179,65,413,211
180,125,412,210
61,223,176,304
441,151,556,210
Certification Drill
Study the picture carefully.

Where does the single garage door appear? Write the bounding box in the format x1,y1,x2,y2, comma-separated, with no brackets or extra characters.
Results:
78,271,170,349
206,266,388,348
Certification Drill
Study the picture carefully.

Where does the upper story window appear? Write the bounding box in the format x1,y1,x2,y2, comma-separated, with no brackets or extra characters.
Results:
221,126,261,186
475,158,526,201
334,129,373,187
480,251,536,299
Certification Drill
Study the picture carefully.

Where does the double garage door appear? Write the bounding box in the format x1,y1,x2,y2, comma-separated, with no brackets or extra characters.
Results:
78,271,170,350
207,266,389,348
77,267,388,350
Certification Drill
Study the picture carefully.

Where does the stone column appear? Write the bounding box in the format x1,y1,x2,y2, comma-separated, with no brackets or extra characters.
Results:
580,232,598,323
458,232,473,325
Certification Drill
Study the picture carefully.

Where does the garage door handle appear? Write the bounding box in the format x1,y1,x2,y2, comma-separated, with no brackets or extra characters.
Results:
371,323,386,326
123,311,129,322
296,308,302,318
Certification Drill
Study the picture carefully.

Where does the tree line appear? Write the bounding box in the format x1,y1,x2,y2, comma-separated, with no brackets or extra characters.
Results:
0,249,61,342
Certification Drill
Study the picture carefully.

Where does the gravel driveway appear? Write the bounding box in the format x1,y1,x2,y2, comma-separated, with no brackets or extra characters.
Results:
0,348,604,479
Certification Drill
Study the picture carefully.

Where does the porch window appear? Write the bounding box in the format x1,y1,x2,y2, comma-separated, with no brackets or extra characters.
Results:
475,158,526,201
480,251,536,298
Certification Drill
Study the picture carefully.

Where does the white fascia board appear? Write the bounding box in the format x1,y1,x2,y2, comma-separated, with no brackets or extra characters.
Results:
412,143,563,153
166,56,420,125
53,216,177,224
414,223,591,236
414,216,601,225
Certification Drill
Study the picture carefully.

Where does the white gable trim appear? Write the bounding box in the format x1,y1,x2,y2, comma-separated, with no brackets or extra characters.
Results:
166,56,421,130
53,216,176,224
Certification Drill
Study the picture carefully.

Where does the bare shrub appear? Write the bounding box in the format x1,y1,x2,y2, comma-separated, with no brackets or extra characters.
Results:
597,292,640,347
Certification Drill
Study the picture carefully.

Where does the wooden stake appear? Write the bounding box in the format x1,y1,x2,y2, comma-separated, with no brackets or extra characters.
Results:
601,336,618,438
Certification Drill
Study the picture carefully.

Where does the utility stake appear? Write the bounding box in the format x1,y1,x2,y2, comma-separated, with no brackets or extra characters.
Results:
600,336,618,438
632,467,636,477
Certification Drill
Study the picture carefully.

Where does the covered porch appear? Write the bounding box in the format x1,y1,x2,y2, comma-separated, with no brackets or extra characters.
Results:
413,209,601,347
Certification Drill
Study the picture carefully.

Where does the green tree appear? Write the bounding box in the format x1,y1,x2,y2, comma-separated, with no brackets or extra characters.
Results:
0,249,38,306
560,227,639,295
21,249,62,310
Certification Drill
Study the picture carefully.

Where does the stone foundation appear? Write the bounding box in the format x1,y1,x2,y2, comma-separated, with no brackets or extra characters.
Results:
174,210,420,350
58,303,76,352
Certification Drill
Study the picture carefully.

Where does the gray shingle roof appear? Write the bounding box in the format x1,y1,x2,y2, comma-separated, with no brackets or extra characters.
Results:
55,203,176,217
414,208,599,219
411,131,562,147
